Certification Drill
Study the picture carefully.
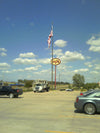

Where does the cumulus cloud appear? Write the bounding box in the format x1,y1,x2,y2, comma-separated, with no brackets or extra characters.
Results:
84,62,93,68
94,64,100,70
73,68,89,73
89,46,100,52
13,57,51,65
86,36,100,52
0,48,7,57
61,51,85,63
38,58,51,64
12,69,24,72
25,66,40,71
90,71,99,74
53,49,63,57
13,58,37,65
0,52,7,57
2,65,41,74
34,69,50,75
2,70,11,73
54,40,67,47
0,48,7,52
0,63,10,70
19,52,36,58
13,52,38,65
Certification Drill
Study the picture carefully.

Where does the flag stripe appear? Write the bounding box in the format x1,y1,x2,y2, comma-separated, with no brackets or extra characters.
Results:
48,27,53,48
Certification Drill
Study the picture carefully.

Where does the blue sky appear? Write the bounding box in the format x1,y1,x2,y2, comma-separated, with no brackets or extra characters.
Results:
0,0,100,83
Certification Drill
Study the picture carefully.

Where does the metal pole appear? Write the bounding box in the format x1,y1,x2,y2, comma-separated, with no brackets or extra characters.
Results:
51,25,53,89
55,65,56,89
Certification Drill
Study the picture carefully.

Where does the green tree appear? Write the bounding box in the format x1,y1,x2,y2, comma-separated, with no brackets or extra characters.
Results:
24,80,33,88
84,83,99,90
73,74,85,89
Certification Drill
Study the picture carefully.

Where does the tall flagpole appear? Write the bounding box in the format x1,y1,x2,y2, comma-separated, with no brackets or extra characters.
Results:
51,25,53,89
48,24,53,89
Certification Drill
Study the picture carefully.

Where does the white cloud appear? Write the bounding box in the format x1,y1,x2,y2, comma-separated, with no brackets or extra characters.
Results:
34,69,50,75
0,63,10,70
73,68,89,73
25,66,40,71
54,40,67,47
84,62,93,68
2,65,41,74
2,70,11,73
94,64,100,70
0,48,7,57
86,36,100,46
90,71,99,74
53,49,63,57
89,46,100,52
61,51,85,63
33,69,51,80
38,58,51,64
86,36,100,52
13,58,37,65
0,48,7,52
12,69,24,72
0,52,7,57
19,52,36,58
13,52,51,65
86,56,91,59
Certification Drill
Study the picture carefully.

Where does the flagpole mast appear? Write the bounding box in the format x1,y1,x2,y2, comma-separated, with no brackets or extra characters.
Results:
48,24,53,89
51,25,53,89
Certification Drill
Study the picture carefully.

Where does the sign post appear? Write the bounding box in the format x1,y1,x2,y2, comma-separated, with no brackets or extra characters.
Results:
51,58,61,89
55,65,56,89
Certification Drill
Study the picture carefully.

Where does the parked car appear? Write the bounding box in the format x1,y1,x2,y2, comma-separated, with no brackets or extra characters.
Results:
66,89,74,91
0,86,23,98
74,90,100,115
80,89,94,96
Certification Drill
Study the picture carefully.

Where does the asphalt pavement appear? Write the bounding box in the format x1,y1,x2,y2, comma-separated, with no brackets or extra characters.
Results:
0,91,100,133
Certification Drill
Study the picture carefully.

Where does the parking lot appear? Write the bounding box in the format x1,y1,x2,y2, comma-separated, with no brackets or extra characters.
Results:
0,90,100,133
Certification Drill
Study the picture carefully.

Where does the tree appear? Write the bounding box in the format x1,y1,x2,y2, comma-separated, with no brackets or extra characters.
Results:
84,83,99,90
73,74,85,89
24,80,33,88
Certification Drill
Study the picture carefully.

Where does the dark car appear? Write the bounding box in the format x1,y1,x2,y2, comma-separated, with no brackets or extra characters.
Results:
0,86,23,98
74,90,100,115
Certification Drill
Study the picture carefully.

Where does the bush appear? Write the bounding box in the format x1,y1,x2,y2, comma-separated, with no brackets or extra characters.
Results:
84,83,99,90
23,87,33,92
73,87,80,90
80,88,87,92
24,80,33,88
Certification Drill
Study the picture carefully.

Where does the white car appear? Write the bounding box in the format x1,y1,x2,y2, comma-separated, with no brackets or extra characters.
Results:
66,89,73,91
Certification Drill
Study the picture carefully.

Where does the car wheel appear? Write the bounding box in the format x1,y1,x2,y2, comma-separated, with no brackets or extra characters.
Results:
9,93,14,98
14,95,18,98
84,103,96,115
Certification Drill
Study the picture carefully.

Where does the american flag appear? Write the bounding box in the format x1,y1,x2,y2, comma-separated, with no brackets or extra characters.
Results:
48,26,53,48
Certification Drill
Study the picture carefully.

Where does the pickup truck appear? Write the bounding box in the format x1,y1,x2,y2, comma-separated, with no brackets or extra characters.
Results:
0,86,23,98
